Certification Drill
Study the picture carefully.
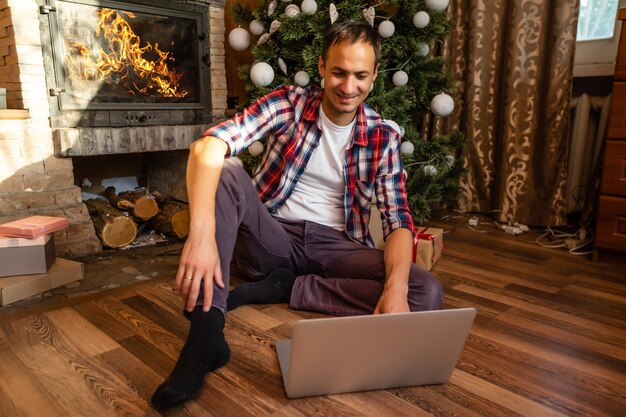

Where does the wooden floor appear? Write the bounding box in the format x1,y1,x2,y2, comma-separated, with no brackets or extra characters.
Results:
0,219,625,416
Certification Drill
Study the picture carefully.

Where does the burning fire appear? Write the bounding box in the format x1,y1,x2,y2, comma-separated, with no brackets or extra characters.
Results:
66,8,188,98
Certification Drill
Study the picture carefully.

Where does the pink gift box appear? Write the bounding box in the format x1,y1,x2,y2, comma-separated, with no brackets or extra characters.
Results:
0,215,69,238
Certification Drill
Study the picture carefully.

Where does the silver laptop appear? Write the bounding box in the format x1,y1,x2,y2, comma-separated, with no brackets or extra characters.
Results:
275,307,477,398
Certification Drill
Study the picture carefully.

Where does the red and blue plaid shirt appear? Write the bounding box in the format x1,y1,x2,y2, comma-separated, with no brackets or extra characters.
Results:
204,84,414,247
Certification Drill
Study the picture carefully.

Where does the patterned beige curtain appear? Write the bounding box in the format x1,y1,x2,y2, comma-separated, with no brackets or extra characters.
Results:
440,0,579,226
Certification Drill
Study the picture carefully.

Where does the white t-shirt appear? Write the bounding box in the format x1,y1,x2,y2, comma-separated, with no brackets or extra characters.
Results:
274,107,354,230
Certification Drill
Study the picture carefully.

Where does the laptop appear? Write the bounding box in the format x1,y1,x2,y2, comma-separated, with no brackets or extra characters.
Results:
275,307,477,398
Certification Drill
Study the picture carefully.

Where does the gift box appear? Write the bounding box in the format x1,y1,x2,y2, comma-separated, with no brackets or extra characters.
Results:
0,215,69,238
413,227,444,271
368,206,444,271
0,258,84,306
0,234,56,277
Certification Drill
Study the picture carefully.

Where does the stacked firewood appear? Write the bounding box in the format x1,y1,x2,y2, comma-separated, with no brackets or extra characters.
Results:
84,187,190,248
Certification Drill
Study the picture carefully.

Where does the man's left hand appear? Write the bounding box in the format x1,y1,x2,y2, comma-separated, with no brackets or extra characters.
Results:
373,283,410,314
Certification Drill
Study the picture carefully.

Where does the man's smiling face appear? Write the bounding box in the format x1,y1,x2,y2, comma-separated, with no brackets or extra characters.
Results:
318,40,378,126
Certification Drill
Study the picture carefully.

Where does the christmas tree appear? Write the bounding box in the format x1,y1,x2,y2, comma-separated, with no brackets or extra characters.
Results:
228,0,464,224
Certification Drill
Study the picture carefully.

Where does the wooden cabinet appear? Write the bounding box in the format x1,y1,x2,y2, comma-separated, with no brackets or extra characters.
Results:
595,9,626,257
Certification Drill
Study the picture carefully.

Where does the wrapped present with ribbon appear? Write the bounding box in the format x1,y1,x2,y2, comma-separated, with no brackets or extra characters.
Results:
412,227,444,271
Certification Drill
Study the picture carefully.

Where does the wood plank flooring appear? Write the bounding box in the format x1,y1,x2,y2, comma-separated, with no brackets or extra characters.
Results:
0,220,624,416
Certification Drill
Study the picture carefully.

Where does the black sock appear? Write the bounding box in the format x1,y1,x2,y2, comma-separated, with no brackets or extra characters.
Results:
227,268,296,311
151,306,230,409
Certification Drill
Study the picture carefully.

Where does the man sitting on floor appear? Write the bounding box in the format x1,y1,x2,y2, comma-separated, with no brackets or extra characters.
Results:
151,20,443,409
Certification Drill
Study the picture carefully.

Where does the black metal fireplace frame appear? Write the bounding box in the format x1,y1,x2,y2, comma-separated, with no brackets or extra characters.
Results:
38,0,212,128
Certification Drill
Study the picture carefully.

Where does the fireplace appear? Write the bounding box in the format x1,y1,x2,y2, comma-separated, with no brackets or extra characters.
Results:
37,0,217,156
43,0,211,129
0,0,227,257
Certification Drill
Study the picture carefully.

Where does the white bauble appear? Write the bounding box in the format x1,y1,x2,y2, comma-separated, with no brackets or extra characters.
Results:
249,141,264,156
425,0,450,11
392,70,408,87
329,3,338,24
418,42,430,56
294,70,310,86
413,11,430,29
402,169,408,179
444,154,455,169
267,0,278,16
301,0,317,14
320,78,325,88
230,156,244,167
399,126,405,137
278,58,288,75
249,19,265,35
269,19,281,34
423,164,438,176
369,82,374,93
400,141,415,156
250,62,275,87
285,4,300,17
228,27,250,51
430,92,455,117
378,20,395,38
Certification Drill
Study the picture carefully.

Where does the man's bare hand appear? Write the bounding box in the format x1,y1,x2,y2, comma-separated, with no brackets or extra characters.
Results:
175,232,224,312
373,282,410,314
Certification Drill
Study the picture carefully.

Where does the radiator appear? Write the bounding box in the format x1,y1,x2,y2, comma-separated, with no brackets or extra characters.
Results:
566,93,612,214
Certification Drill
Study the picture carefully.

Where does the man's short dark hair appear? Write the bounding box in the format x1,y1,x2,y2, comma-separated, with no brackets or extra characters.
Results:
321,20,382,67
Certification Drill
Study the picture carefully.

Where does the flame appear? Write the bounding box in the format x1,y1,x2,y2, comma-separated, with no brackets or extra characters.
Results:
66,8,188,98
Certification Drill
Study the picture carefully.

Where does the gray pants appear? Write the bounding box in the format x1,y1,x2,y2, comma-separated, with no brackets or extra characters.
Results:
205,160,444,316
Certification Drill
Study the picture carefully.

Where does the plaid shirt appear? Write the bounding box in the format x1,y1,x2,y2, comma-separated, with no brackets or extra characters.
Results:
204,84,414,247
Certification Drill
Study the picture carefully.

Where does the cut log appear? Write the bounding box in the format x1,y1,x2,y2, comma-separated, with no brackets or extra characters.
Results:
104,186,134,210
85,199,138,248
105,188,160,221
148,199,190,239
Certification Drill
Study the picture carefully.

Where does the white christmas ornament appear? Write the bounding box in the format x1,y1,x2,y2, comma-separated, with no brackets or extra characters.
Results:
320,78,325,88
392,70,408,87
430,92,455,117
363,7,375,26
301,0,317,14
413,11,430,29
423,164,438,176
329,3,338,24
399,126,405,137
278,57,288,75
403,169,408,179
425,0,450,12
294,70,310,86
378,20,395,38
228,27,250,51
269,19,281,34
444,154,455,169
285,4,300,18
250,62,275,87
249,20,265,36
400,141,415,155
257,33,270,45
267,0,278,16
249,141,264,156
418,42,430,56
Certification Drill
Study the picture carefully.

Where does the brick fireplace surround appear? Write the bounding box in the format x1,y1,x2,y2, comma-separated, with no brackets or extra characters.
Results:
0,0,227,257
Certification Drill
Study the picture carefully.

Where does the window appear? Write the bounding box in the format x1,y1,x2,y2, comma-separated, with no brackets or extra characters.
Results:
574,0,625,77
577,0,618,41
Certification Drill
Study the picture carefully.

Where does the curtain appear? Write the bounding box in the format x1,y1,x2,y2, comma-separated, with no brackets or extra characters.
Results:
441,0,579,226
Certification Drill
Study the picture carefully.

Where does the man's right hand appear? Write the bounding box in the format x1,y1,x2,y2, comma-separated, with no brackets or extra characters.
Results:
175,231,224,313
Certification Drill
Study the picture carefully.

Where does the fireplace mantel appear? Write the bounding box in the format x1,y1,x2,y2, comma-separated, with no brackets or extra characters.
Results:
0,0,228,256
